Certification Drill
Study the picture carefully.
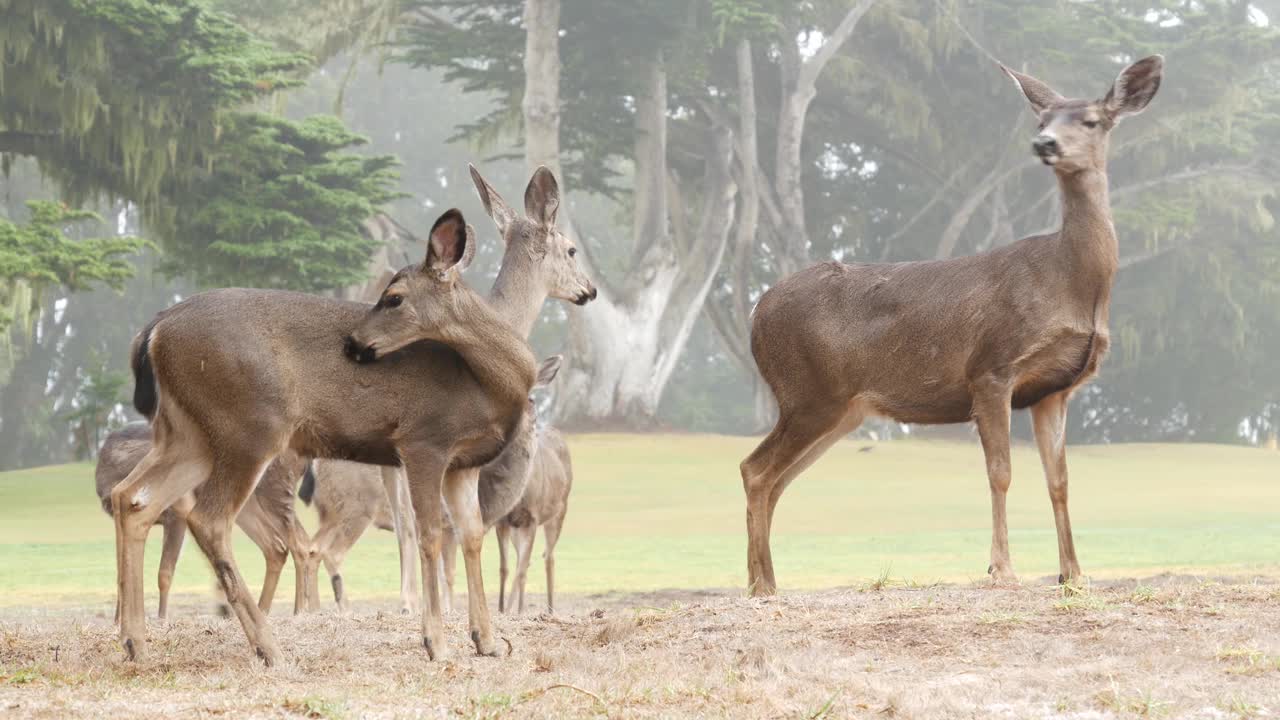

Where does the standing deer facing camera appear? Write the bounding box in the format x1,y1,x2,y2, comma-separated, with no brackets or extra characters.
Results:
741,56,1163,595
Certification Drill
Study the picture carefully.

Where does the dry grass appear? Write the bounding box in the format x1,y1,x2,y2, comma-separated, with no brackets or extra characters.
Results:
2,575,1278,719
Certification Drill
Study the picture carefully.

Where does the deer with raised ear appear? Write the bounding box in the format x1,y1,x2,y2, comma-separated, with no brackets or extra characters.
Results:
114,207,543,664
295,165,595,615
740,56,1163,595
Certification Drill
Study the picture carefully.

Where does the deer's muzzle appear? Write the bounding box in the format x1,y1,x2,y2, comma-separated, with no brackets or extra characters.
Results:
343,335,377,364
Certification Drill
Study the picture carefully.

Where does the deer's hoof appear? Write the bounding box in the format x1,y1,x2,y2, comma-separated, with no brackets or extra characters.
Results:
254,645,281,668
123,637,138,662
987,567,1019,586
471,629,500,657
422,634,448,661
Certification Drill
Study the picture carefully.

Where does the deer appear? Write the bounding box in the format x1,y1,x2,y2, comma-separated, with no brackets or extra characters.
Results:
95,422,185,621
740,56,1164,596
112,204,580,665
291,165,594,617
95,423,315,619
298,360,560,613
493,422,572,615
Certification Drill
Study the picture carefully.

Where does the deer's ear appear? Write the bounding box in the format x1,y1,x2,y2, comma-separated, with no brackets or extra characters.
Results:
999,63,1064,116
469,163,517,240
1103,55,1163,122
424,209,470,273
534,355,562,388
524,166,560,229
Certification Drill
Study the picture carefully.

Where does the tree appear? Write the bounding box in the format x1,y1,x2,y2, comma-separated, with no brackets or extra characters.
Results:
156,113,401,290
0,202,143,338
0,0,401,292
0,0,404,467
0,202,146,469
400,0,757,426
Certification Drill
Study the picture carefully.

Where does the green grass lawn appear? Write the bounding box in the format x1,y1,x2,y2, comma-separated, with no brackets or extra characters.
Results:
1,434,1277,610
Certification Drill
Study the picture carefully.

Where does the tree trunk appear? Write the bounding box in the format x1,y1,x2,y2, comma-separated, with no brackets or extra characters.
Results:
522,0,563,180
765,1,880,273
0,305,64,470
518,8,737,427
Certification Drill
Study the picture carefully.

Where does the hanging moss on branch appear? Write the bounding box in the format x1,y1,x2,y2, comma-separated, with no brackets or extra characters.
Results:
0,0,404,291
0,0,307,209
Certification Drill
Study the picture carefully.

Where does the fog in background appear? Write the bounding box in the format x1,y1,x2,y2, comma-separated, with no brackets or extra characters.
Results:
2,0,1277,469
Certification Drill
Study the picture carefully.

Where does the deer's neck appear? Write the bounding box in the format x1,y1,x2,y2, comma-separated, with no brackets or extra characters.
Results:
488,253,544,338
437,293,537,414
1055,168,1118,285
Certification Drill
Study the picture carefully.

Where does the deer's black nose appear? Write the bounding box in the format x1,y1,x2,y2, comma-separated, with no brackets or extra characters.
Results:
1032,135,1060,157
344,336,376,364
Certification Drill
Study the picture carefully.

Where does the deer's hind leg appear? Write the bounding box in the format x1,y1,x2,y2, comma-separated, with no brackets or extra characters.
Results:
740,400,864,596
286,521,316,615
973,386,1017,585
156,510,188,621
112,439,210,662
510,523,537,614
438,521,458,614
1031,391,1082,585
381,466,420,615
542,511,566,614
315,512,373,612
234,497,288,615
496,523,512,613
187,455,282,665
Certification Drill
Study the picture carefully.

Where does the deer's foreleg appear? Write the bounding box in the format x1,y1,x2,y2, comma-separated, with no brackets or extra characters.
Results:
1031,391,1082,584
442,468,499,656
974,388,1018,585
403,449,450,660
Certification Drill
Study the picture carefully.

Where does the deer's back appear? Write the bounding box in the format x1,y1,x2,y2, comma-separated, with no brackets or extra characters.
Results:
751,236,1102,422
146,289,505,468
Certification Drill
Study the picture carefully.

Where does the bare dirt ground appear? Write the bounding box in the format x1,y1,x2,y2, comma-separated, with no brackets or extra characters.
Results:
2,575,1278,719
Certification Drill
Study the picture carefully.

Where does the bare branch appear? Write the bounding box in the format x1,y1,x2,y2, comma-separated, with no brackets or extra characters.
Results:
931,0,1002,66
1119,244,1184,270
797,0,881,93
878,156,976,261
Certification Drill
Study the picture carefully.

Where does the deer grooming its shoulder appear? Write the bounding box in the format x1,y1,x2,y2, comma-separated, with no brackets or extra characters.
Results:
741,56,1163,596
115,208,542,665
295,166,595,617
96,423,314,619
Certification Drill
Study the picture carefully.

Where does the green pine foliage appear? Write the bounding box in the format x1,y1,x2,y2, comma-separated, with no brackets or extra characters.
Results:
159,113,401,290
0,202,145,335
1,0,403,292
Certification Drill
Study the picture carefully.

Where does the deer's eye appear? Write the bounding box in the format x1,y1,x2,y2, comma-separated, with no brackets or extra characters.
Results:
380,295,403,309
568,247,577,258
1083,120,1100,129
